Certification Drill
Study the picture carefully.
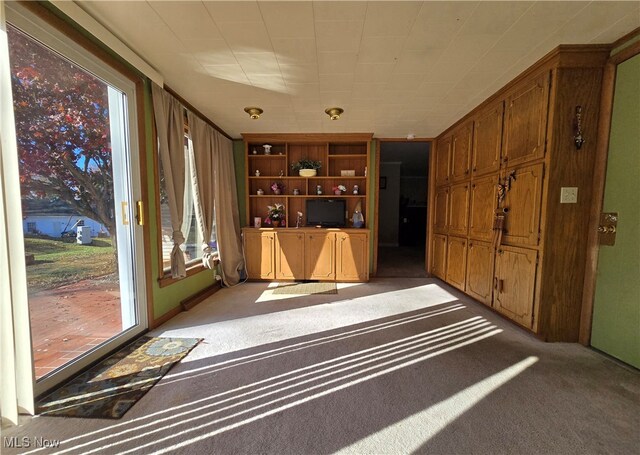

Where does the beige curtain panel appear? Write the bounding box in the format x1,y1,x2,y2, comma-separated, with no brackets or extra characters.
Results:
212,131,244,285
187,112,216,269
151,83,187,279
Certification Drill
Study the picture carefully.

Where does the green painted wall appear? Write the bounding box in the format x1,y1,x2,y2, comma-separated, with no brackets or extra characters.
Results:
591,54,640,368
233,140,246,227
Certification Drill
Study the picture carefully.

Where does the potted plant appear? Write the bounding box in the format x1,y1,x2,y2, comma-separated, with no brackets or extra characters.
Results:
271,182,285,195
265,203,285,227
291,158,322,177
333,184,346,195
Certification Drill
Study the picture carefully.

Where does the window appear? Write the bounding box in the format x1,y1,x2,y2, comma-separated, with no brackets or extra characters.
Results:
158,134,216,272
26,222,37,233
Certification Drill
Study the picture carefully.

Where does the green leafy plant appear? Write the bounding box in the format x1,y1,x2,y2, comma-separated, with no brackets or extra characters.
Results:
291,158,322,173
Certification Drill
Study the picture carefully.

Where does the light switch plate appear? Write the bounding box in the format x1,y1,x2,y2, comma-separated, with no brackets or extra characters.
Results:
560,187,578,203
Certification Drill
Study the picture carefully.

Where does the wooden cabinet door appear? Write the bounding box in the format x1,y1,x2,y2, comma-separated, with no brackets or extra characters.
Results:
336,232,369,281
493,245,538,329
472,101,503,177
446,236,467,291
451,122,473,182
435,135,451,186
305,231,335,280
244,231,275,279
502,163,544,246
448,182,470,237
431,234,447,280
502,72,550,168
433,186,449,234
466,241,494,305
275,231,305,280
469,174,498,242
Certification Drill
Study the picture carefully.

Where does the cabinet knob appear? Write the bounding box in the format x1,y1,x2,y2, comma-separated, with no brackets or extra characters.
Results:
465,169,469,174
469,243,473,249
473,167,477,172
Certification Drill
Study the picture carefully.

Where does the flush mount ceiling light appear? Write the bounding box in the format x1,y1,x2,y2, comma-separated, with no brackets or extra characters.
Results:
244,107,263,119
325,107,344,120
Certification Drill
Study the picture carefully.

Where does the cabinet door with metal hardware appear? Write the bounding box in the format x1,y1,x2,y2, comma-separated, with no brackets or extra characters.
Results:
493,245,538,330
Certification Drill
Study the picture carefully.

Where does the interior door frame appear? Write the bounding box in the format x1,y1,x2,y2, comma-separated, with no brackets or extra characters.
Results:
579,30,640,345
7,2,154,394
374,138,433,276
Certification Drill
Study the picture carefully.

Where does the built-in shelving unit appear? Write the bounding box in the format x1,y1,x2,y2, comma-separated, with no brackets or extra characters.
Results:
242,133,372,228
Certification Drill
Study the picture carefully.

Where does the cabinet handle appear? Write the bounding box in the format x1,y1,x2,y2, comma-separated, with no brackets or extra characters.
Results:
473,167,477,172
469,243,473,249
472,184,476,188
498,279,504,293
493,277,498,290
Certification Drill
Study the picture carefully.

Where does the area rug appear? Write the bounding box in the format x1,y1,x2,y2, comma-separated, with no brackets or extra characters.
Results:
36,336,200,419
272,282,337,295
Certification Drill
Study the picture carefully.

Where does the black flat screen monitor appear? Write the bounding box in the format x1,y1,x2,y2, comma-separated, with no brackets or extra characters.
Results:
306,199,346,227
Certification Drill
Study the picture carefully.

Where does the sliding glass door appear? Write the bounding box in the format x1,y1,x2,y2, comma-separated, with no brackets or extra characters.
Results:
6,4,147,394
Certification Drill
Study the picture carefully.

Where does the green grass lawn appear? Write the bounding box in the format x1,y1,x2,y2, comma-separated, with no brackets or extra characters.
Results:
24,237,117,293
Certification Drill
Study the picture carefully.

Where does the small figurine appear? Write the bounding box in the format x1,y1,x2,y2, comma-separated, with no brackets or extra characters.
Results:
252,148,257,155
293,188,300,195
316,185,323,195
353,185,359,195
255,170,260,176
279,169,284,177
257,189,264,196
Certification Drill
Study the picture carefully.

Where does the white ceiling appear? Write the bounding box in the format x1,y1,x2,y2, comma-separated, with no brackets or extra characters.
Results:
77,1,640,139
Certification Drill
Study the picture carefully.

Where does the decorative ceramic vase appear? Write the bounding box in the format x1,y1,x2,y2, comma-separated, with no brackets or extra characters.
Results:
272,220,280,227
334,190,342,195
299,169,317,177
293,188,300,195
257,189,264,195
273,189,281,195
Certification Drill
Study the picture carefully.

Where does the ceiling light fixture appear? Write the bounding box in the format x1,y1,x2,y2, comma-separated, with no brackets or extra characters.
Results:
244,107,263,119
325,107,344,120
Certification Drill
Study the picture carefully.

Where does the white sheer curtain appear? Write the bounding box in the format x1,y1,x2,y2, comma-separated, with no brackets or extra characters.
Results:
212,131,244,285
151,83,187,278
187,112,217,269
1,0,35,425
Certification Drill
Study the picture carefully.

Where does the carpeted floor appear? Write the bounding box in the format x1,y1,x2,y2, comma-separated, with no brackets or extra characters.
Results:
3,278,639,454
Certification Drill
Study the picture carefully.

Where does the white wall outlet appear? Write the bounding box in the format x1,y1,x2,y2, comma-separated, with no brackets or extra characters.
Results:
560,187,578,204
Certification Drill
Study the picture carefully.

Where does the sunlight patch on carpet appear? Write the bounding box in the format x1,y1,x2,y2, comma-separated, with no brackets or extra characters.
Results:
272,282,338,295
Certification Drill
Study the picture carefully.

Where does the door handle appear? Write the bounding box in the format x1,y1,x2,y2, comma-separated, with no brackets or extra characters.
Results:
136,201,144,226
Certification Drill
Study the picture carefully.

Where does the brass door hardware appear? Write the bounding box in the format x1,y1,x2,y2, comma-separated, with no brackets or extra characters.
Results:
136,201,144,226
598,212,618,246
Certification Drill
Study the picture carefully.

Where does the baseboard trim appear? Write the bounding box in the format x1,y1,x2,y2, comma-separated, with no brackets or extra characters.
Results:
181,282,222,311
150,306,182,329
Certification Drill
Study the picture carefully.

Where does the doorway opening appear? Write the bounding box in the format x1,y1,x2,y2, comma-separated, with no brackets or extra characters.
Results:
376,141,430,277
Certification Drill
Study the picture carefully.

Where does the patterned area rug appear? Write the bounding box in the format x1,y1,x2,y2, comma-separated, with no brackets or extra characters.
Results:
272,282,337,295
36,336,200,419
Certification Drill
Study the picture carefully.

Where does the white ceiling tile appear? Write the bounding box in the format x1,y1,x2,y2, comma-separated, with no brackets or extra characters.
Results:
591,10,640,44
362,2,422,37
357,36,406,64
394,50,444,74
354,64,395,83
259,2,315,39
318,52,358,74
313,2,367,21
272,39,318,65
352,82,386,99
202,64,250,85
203,2,263,23
217,21,273,53
287,83,320,98
319,74,355,92
280,64,319,84
315,21,364,53
246,74,288,93
235,53,281,75
458,2,534,36
149,1,222,41
183,39,238,66
406,2,478,50
385,73,425,91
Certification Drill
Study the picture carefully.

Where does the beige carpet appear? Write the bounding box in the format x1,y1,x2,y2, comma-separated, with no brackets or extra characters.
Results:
3,278,639,454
